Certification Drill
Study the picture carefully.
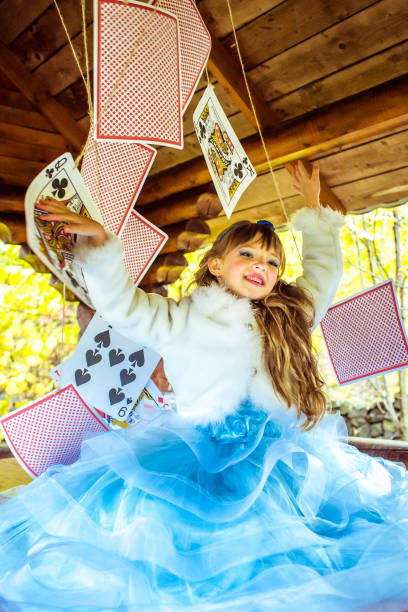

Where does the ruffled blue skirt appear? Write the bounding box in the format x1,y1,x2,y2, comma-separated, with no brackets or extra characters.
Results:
1,402,408,612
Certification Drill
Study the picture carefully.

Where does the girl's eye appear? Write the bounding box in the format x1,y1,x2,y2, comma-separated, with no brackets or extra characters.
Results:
239,250,252,257
269,260,279,268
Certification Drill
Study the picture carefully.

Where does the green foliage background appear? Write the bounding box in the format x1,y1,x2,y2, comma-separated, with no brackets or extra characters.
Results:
0,242,79,424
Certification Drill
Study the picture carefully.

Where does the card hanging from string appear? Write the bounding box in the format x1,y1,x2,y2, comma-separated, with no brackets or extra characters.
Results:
320,280,408,385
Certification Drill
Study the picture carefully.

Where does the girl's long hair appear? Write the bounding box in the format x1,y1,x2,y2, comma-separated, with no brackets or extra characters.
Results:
194,220,326,430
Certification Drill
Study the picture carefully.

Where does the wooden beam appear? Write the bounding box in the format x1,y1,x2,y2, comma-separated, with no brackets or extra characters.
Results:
198,5,275,130
0,105,53,132
137,76,408,207
0,41,86,152
0,140,63,164
0,122,68,149
0,186,25,213
143,191,222,227
0,213,26,243
160,218,210,254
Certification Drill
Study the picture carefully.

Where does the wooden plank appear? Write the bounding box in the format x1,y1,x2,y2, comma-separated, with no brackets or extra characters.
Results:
207,194,304,236
249,0,408,101
10,0,93,71
0,186,25,213
0,88,37,111
0,0,54,46
317,129,408,186
198,0,282,39
0,122,68,148
56,76,91,121
0,105,54,132
138,76,408,205
333,166,408,211
223,0,378,70
34,24,93,97
0,42,87,151
0,156,44,186
199,5,275,130
0,140,63,164
269,40,408,124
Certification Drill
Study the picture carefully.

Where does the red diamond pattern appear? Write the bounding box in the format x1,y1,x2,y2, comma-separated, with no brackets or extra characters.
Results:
151,0,211,111
121,210,167,285
321,280,408,385
96,0,182,147
81,131,156,235
0,385,108,477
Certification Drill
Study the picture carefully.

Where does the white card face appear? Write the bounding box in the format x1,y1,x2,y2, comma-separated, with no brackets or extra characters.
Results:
150,0,211,112
59,314,161,421
193,85,257,218
0,385,108,478
120,210,168,285
94,0,183,148
80,129,157,235
24,153,104,308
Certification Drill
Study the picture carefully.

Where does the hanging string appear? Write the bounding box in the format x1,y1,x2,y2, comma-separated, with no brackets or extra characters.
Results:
81,0,93,120
58,283,66,390
205,66,212,87
225,0,301,261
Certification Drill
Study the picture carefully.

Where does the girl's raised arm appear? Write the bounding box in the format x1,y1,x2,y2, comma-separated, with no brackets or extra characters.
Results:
289,161,345,329
35,198,188,352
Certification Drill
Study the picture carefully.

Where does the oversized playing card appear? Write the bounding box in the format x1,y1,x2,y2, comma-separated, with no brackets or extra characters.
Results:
95,377,167,429
80,130,156,235
25,152,104,308
193,85,257,218
0,385,108,478
320,280,408,385
58,314,161,421
94,0,183,148
150,0,211,112
121,210,168,285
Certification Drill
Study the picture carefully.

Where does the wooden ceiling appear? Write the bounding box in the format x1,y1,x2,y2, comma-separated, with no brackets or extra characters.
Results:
0,0,408,291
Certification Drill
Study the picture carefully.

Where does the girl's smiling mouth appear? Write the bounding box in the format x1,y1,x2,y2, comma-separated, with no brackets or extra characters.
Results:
244,274,265,286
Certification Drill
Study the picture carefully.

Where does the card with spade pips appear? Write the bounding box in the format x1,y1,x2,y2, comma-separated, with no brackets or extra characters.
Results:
59,314,160,421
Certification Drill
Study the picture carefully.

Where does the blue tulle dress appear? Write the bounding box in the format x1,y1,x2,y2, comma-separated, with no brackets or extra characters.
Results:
1,400,408,612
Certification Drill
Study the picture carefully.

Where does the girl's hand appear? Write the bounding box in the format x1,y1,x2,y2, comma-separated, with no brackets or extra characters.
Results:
292,160,321,210
35,197,107,247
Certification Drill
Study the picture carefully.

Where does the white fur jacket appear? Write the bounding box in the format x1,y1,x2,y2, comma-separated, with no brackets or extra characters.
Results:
76,207,344,425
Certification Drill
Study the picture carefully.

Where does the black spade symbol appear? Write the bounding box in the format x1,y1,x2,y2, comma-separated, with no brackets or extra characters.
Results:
109,349,125,367
129,349,145,368
94,330,111,348
109,388,125,405
86,349,102,367
75,369,91,386
120,368,136,386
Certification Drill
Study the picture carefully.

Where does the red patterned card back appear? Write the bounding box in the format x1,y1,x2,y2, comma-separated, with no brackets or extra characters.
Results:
80,133,156,235
0,386,108,477
320,280,408,385
95,0,183,148
120,210,168,285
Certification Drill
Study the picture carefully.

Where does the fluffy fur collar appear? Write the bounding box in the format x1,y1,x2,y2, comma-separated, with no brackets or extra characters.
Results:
190,283,255,322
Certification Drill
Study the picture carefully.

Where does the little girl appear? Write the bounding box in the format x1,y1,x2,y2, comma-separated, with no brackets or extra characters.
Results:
0,162,407,611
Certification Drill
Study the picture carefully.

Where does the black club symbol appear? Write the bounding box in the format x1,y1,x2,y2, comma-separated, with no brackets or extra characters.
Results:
45,168,54,179
51,178,68,199
234,163,244,179
199,122,206,140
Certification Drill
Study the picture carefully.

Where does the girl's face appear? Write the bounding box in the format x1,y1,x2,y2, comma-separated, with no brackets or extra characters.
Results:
208,239,281,299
